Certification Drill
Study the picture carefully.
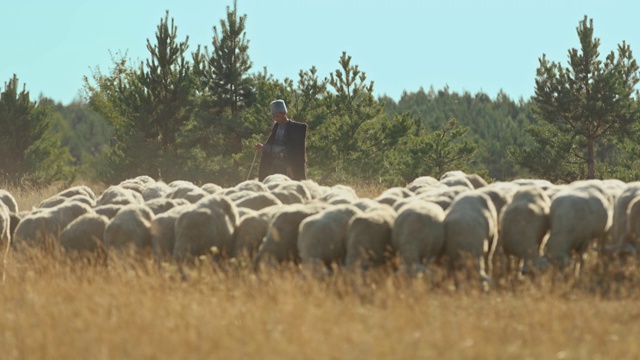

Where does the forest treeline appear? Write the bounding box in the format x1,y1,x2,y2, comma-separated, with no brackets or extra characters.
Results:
1,3,639,188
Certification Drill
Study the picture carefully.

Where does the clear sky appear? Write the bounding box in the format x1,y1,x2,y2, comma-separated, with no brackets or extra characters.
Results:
1,0,638,105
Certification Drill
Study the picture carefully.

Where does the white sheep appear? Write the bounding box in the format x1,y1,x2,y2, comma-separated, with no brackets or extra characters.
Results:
0,201,10,257
544,182,613,273
56,185,97,201
233,191,282,211
406,176,442,193
195,194,240,230
103,204,154,252
610,182,640,256
150,205,191,261
269,189,305,205
391,200,446,274
201,183,223,194
416,184,471,211
13,201,94,249
443,190,498,288
141,181,172,201
345,205,397,270
297,204,362,272
440,171,486,189
0,189,19,213
232,206,283,259
273,181,313,202
93,204,125,220
498,185,551,275
173,206,235,262
60,213,109,255
96,185,144,206
254,203,327,268
145,197,191,215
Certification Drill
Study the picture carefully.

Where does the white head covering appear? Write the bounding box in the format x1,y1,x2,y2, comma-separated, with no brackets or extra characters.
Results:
270,99,287,115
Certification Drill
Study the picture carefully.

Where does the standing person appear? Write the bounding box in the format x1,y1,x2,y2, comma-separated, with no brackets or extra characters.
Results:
255,99,308,181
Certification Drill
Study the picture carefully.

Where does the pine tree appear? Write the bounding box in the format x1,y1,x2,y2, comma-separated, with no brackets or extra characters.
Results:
0,75,74,186
520,16,640,180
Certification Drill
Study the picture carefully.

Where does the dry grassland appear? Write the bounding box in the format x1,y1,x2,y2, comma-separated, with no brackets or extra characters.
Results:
1,182,639,359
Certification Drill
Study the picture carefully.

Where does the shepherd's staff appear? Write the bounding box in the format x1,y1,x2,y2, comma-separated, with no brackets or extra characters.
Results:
246,145,260,181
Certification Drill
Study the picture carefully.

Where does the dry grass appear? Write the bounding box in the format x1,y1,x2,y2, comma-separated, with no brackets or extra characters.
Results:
3,181,640,359
2,248,640,360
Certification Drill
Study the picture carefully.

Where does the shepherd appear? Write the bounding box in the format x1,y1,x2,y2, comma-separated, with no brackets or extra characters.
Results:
255,99,308,181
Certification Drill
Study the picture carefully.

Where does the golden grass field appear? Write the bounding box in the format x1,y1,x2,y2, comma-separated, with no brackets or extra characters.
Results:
2,181,640,359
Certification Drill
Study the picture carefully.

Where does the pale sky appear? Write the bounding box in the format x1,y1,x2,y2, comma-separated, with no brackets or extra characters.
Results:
1,0,638,105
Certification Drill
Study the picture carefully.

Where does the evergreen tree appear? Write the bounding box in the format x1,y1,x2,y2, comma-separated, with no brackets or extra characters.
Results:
84,11,195,182
310,52,385,182
517,16,640,180
0,75,74,186
195,0,254,115
192,0,256,157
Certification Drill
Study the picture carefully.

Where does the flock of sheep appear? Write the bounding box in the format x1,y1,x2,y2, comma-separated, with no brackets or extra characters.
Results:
2,171,640,287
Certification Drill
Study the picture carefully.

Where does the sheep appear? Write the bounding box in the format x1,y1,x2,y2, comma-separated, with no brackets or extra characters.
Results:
498,185,551,276
93,204,125,220
150,205,191,261
406,176,442,193
345,205,397,270
0,189,19,213
375,187,412,208
297,204,362,272
262,173,292,187
232,206,283,259
440,175,474,190
440,171,486,189
352,198,386,212
272,181,313,202
195,194,240,230
416,185,471,211
0,202,10,256
201,183,223,194
511,178,555,191
56,185,96,201
13,201,93,249
544,183,613,274
60,213,109,255
317,185,359,204
254,203,327,268
141,181,172,201
233,191,282,212
37,196,68,209
300,179,327,200
145,197,190,215
269,189,305,205
610,182,640,256
103,204,154,252
96,185,144,206
168,185,208,204
443,190,498,289
173,206,235,262
391,200,446,274
234,179,269,193
477,182,517,216
39,194,95,209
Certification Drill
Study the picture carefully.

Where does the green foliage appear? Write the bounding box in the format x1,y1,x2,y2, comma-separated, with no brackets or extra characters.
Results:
385,87,535,181
389,118,477,182
44,98,113,179
85,12,197,183
193,0,254,116
526,16,640,180
0,75,74,186
308,52,389,183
